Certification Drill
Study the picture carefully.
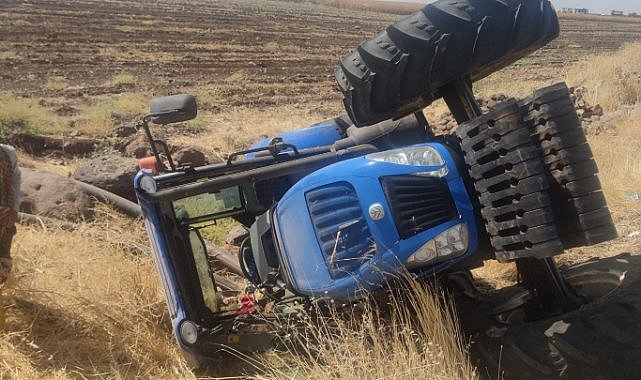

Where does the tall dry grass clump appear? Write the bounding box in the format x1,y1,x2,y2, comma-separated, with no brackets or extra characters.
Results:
0,206,195,379
260,280,477,380
566,42,641,205
567,42,641,111
586,105,641,204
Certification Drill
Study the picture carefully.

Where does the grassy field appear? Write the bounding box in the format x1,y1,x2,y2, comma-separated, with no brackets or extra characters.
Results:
2,0,641,144
1,0,641,378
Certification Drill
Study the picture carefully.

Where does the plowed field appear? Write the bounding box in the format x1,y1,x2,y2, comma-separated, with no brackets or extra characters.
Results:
2,0,641,111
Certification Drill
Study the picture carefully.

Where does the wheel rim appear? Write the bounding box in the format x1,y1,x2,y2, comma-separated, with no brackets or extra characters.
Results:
563,262,626,299
493,260,626,325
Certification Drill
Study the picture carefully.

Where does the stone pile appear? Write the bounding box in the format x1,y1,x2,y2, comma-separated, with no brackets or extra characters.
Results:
431,93,508,134
569,86,617,135
431,88,618,136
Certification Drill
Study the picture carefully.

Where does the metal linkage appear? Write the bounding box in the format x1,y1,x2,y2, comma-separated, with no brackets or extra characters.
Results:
441,77,483,123
516,257,585,319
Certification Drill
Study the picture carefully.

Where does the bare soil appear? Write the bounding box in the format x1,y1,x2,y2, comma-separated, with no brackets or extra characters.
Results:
1,0,641,112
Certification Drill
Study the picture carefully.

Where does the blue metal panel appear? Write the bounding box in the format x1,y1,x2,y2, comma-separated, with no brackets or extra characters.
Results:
134,172,197,361
273,143,478,299
245,121,342,158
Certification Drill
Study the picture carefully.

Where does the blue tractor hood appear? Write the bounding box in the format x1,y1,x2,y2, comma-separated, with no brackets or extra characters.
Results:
272,143,478,299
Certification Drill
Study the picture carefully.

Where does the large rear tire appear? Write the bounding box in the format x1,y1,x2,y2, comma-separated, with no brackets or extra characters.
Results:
466,253,641,379
336,0,559,126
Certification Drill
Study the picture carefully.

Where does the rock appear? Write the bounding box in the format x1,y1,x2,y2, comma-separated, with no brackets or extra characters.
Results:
20,168,95,222
112,124,138,138
117,129,176,159
119,130,152,158
475,95,487,107
625,193,640,201
583,108,624,136
174,146,207,167
226,225,249,246
593,104,604,117
73,155,139,201
487,93,507,109
581,120,592,133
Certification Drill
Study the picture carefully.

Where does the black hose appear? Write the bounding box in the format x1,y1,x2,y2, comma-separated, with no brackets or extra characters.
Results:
332,114,423,150
73,180,142,218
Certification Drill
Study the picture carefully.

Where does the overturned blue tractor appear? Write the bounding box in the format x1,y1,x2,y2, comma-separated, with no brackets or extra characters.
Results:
133,1,640,378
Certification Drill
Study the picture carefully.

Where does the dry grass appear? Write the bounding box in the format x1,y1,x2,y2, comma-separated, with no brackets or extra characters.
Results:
110,73,137,88
0,90,148,138
225,70,249,83
43,78,69,92
566,42,641,111
260,281,476,380
587,105,641,203
1,205,194,379
193,105,340,154
563,42,641,206
558,12,641,24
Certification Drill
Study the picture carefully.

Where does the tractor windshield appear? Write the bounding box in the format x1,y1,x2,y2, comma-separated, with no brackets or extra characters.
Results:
172,186,244,223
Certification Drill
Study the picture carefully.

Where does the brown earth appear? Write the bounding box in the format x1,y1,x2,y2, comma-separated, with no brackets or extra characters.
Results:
2,0,641,113
0,0,391,111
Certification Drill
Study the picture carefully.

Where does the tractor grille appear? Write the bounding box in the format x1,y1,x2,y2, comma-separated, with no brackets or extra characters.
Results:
305,182,375,278
381,175,459,239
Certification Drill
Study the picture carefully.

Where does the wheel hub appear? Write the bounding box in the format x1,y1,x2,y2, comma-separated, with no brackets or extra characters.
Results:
493,258,625,325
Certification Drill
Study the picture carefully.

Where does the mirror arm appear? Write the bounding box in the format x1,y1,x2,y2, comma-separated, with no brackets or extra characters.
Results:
154,138,176,171
137,116,164,173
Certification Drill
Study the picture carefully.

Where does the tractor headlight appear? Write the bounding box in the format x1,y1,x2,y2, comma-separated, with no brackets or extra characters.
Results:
179,320,199,345
366,146,445,167
406,224,469,270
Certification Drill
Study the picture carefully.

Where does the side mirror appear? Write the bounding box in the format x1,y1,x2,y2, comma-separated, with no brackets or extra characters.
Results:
149,94,197,125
